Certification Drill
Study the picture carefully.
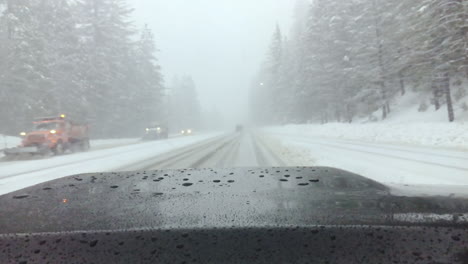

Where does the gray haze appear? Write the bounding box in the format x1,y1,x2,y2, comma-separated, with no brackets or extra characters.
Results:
130,0,295,125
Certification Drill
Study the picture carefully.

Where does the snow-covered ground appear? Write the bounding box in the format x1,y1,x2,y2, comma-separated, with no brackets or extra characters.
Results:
263,124,468,197
0,135,21,150
266,122,468,150
262,91,468,193
0,133,222,195
361,90,468,123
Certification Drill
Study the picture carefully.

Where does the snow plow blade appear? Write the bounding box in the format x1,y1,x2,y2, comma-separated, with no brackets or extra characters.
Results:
3,147,46,156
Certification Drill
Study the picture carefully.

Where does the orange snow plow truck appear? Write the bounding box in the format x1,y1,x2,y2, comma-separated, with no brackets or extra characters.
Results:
4,114,90,157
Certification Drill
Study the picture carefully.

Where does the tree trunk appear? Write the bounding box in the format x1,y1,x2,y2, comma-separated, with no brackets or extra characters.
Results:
443,72,455,122
457,0,468,78
335,108,341,123
382,105,387,120
321,112,328,124
399,71,405,95
373,0,388,119
432,81,441,111
345,104,353,123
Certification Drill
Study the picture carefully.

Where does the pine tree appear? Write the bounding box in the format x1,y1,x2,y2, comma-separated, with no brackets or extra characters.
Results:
169,76,201,131
281,0,309,123
268,25,284,122
131,25,164,131
76,0,138,136
0,0,49,132
261,25,284,123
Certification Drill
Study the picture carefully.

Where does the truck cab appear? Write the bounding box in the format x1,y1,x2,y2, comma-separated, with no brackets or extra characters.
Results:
24,118,67,152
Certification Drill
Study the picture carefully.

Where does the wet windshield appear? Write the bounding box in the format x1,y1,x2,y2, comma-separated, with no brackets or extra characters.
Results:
0,0,467,239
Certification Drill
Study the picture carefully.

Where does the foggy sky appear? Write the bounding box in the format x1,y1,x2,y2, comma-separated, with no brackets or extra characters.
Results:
129,0,295,125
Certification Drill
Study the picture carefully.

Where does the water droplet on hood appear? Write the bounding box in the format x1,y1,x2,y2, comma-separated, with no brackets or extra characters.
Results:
13,194,29,199
89,240,98,247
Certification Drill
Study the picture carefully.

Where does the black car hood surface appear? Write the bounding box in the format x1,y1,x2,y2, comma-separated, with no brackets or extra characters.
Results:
1,167,468,263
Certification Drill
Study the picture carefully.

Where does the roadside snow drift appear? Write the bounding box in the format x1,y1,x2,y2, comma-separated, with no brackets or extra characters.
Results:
0,135,21,151
266,122,468,150
264,124,468,196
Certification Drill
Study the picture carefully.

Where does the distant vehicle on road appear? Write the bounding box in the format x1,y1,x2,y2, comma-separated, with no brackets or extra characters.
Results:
142,124,169,140
235,124,244,132
4,114,89,157
180,129,193,136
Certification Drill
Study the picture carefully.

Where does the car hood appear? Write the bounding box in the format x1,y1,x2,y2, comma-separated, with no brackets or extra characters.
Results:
1,167,468,234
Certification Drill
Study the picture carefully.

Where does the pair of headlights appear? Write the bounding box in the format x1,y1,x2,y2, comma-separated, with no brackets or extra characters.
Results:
19,130,57,136
181,129,192,134
146,127,162,132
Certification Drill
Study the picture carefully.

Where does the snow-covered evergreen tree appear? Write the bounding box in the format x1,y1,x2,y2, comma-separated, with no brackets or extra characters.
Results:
250,0,467,124
0,0,166,136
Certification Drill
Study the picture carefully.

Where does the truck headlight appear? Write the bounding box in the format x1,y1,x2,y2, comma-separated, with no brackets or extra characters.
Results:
19,132,27,136
187,129,192,134
50,130,57,134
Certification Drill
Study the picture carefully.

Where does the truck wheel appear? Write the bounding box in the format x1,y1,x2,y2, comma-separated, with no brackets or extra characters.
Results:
53,142,64,155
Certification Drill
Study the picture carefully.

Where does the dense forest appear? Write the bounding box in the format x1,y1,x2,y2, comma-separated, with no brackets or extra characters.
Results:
2,0,466,139
0,0,165,137
251,0,468,124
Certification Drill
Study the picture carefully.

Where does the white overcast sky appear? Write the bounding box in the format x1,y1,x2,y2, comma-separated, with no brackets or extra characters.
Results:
128,0,296,124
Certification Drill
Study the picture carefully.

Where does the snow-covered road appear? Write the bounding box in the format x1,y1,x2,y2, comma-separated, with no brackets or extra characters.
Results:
2,129,467,197
263,130,468,196
0,133,224,195
0,132,285,195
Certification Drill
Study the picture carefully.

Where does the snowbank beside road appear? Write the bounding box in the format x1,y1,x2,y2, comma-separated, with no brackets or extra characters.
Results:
265,122,468,150
0,135,21,150
263,124,468,195
362,90,468,123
